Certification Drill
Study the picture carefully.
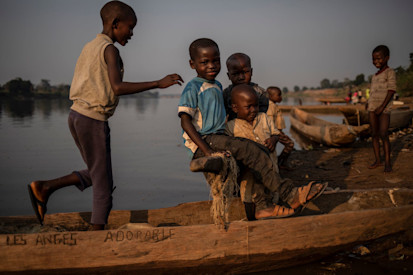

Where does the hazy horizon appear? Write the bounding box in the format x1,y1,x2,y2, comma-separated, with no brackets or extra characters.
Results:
1,0,413,93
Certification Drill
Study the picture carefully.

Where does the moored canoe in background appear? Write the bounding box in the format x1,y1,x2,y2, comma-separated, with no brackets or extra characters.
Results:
290,107,369,146
339,106,413,130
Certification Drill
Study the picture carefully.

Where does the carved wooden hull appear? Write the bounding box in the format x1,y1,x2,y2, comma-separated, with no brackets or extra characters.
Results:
339,107,413,130
290,107,369,146
317,98,347,104
1,188,413,274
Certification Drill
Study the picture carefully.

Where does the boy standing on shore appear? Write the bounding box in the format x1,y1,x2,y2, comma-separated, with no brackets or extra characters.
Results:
367,45,396,173
28,1,183,230
178,38,327,219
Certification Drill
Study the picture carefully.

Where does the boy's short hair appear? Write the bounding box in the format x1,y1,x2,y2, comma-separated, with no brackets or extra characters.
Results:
226,53,251,68
373,45,390,57
100,1,137,25
267,86,281,95
231,84,257,102
189,38,219,60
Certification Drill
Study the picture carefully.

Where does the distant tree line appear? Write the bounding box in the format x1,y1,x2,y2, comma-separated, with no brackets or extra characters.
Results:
0,78,159,99
3,52,412,98
0,78,69,98
286,73,367,93
394,52,413,96
285,51,413,96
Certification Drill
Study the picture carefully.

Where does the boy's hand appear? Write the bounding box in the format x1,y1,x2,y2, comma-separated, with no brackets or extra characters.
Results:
278,134,290,143
158,74,184,88
264,136,279,152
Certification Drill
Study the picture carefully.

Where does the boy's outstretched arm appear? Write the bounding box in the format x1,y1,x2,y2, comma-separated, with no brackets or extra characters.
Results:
180,113,214,156
105,45,183,96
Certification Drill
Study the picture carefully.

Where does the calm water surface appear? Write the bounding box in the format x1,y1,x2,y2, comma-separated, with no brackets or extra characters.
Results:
0,96,341,216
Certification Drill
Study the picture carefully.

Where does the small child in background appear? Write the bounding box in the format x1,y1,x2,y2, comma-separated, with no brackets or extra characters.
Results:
28,1,183,230
223,53,269,121
352,91,359,104
367,45,396,173
266,86,295,170
365,84,370,100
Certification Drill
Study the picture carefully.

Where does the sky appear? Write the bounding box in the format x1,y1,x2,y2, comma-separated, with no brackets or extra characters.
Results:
1,0,413,93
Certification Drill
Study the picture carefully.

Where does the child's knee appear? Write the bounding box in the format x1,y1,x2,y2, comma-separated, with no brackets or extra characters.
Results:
371,130,380,138
379,131,389,139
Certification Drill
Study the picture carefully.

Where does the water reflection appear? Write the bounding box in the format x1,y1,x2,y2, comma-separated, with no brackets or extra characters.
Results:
280,96,318,106
134,97,158,114
0,95,320,120
0,96,160,120
0,98,35,119
1,95,340,217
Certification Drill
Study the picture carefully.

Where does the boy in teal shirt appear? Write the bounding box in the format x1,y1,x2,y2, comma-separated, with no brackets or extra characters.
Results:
179,38,327,219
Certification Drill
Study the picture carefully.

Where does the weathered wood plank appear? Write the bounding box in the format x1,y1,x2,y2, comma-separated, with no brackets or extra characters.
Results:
0,188,412,274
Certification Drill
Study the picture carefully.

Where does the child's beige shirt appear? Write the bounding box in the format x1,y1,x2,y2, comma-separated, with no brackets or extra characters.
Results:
225,112,281,145
266,101,286,130
367,67,396,113
70,34,120,121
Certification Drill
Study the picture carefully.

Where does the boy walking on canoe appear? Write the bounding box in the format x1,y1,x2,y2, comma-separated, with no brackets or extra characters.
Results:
28,0,183,230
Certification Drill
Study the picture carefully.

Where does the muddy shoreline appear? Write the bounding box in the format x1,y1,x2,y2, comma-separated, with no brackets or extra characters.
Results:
272,113,413,274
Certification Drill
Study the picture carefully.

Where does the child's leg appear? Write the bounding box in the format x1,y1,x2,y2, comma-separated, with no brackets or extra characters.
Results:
239,165,292,219
201,134,291,198
278,134,294,169
29,173,80,201
201,134,325,209
368,111,382,168
379,112,391,172
28,173,80,224
68,111,114,227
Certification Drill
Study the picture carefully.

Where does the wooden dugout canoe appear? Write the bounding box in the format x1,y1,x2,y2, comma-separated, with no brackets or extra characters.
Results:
339,106,413,130
317,97,347,105
1,188,413,274
290,107,370,146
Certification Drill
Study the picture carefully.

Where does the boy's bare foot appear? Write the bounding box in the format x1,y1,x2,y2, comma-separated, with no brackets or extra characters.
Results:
28,181,49,225
255,205,294,219
289,181,328,210
91,224,105,230
384,164,392,173
368,162,383,169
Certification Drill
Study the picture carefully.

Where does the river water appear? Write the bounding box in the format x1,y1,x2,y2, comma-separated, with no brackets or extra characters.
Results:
0,95,341,217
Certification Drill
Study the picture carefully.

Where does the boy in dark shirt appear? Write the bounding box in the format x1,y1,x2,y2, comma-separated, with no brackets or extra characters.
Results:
223,53,269,121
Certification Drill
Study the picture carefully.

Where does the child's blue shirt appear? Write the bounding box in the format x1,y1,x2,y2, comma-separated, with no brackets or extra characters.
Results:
178,77,226,156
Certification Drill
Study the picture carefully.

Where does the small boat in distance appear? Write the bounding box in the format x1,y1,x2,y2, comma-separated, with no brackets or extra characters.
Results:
317,97,346,105
289,107,369,147
1,188,412,274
